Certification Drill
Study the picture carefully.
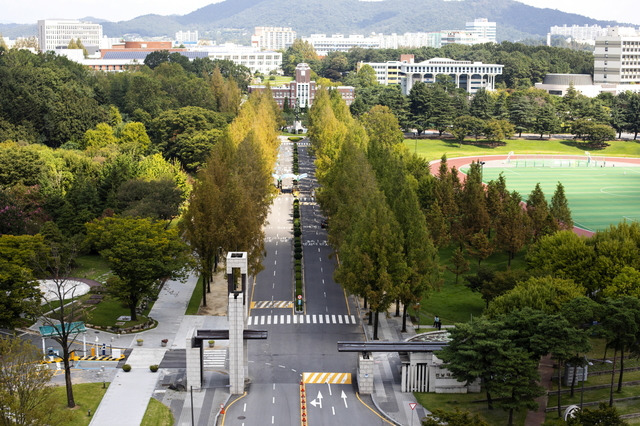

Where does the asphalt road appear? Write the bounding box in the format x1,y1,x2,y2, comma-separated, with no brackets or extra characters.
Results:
223,140,385,426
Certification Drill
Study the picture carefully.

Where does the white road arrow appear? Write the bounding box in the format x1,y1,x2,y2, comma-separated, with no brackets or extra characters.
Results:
341,390,348,408
310,391,323,409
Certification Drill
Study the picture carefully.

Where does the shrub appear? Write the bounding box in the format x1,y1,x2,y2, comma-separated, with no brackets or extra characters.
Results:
295,272,302,281
122,364,132,372
295,265,302,274
294,252,302,260
294,229,301,237
149,364,159,372
295,246,302,254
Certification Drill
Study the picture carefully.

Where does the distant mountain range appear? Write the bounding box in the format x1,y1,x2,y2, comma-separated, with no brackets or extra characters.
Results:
0,0,632,42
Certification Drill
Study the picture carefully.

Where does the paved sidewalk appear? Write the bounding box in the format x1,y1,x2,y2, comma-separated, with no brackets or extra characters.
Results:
90,273,199,425
361,308,431,426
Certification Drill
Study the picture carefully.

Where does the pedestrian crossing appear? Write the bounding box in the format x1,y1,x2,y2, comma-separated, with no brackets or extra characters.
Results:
251,300,294,309
203,349,226,369
303,372,352,384
247,314,357,326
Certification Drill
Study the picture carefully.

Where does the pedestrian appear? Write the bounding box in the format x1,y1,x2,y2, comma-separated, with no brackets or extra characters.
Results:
433,315,439,328
437,319,442,330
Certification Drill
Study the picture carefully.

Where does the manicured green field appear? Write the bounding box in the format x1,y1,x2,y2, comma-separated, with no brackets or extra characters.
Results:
470,164,640,232
406,138,640,162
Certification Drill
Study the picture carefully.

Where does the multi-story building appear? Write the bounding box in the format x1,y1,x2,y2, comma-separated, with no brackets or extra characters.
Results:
176,30,199,44
594,27,640,85
302,34,381,55
359,55,503,95
376,32,442,49
37,19,103,52
193,44,282,74
251,27,296,51
248,63,354,109
549,24,609,45
465,18,497,43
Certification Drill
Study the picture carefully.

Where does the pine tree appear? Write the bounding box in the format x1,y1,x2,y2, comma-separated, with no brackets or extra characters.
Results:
526,183,558,241
550,182,573,230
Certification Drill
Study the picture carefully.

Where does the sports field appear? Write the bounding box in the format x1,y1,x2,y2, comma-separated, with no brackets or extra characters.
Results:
461,158,640,232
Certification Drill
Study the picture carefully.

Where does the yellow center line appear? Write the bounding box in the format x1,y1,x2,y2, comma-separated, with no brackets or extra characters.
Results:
355,392,395,425
220,392,247,426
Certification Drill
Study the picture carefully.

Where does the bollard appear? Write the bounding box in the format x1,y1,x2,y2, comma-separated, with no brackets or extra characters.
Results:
87,409,91,417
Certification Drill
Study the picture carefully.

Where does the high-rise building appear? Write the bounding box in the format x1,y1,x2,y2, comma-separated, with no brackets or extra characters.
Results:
594,27,640,85
176,30,199,44
37,19,103,52
465,18,497,43
251,27,296,51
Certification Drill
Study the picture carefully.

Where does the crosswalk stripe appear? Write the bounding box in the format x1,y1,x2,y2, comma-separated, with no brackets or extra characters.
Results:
246,314,357,326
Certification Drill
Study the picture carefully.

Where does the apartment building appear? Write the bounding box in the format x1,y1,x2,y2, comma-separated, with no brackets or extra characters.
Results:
251,27,296,51
302,34,381,55
465,18,497,43
37,19,102,52
594,27,640,85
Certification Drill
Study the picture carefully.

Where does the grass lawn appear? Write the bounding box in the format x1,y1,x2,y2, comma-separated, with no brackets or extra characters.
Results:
141,397,174,426
186,274,203,315
410,245,527,327
50,382,108,426
407,138,640,163
83,294,153,329
415,391,528,425
71,255,112,283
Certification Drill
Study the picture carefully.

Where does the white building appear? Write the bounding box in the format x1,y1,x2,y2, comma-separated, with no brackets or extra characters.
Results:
251,27,296,51
549,24,609,45
37,19,102,52
376,32,442,49
176,30,199,44
190,44,282,75
302,34,381,55
465,18,497,43
594,27,640,85
361,55,503,95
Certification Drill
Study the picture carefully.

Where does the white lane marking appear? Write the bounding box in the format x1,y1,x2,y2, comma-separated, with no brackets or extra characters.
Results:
320,267,323,273
243,403,247,412
332,315,336,323
247,317,253,326
287,315,291,324
293,315,297,324
278,365,286,369
351,315,356,324
318,248,320,252
274,260,277,265
312,315,317,323
319,257,322,262
338,316,343,324
324,292,326,298
281,315,285,324
272,283,275,289
322,279,325,284
332,406,336,415
261,316,265,325
275,250,277,255
273,271,276,276
267,316,271,325
319,315,323,324
273,384,276,390
272,396,275,404
272,416,275,424
306,315,311,323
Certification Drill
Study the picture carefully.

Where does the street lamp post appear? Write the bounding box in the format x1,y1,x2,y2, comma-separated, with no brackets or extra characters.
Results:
480,161,486,182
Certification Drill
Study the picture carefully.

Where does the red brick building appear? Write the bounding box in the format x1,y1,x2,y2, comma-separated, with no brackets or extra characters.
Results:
248,63,355,109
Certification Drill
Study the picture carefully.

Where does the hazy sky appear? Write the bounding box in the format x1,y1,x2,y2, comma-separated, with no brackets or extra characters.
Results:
0,0,638,26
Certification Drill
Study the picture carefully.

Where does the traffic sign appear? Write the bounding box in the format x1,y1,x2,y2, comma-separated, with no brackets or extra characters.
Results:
297,295,303,299
409,402,418,410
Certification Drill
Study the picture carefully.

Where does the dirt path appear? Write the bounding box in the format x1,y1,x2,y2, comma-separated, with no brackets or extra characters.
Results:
194,270,228,316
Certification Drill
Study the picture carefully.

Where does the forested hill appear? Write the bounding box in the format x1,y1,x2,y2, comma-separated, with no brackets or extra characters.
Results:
109,0,623,41
2,0,628,41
